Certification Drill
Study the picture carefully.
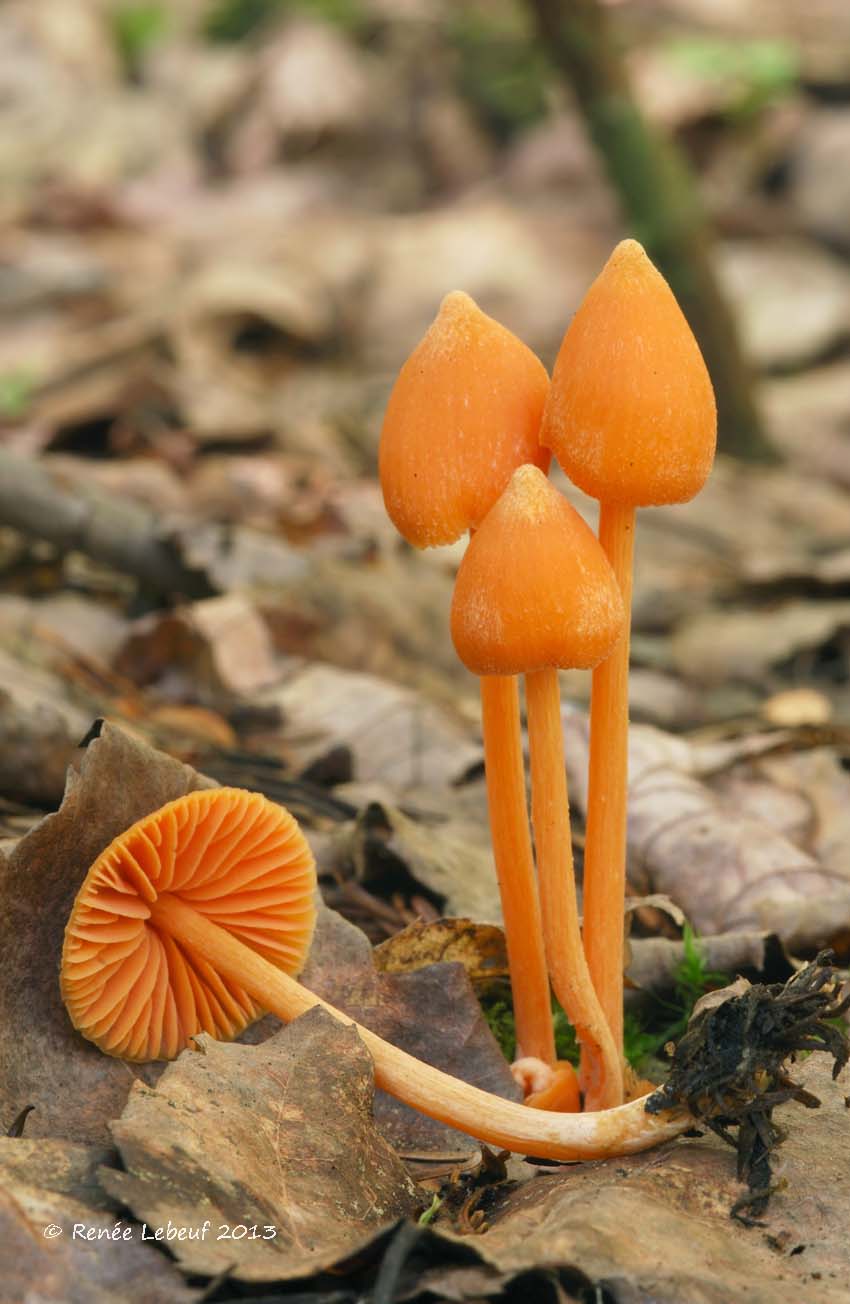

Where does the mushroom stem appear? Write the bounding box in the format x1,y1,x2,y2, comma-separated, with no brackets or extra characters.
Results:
525,666,623,1110
480,674,555,1066
147,891,687,1159
581,501,636,1090
525,1061,581,1113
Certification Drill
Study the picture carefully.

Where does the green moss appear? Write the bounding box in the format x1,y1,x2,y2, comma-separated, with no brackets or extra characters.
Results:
110,3,168,79
552,1001,579,1064
482,924,731,1078
483,993,518,1063
447,5,550,141
203,0,366,43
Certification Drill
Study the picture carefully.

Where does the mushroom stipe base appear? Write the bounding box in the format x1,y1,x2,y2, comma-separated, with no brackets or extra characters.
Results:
147,891,688,1160
148,894,848,1190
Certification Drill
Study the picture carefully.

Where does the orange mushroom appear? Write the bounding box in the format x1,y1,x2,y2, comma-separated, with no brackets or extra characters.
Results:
451,465,625,1110
379,290,550,548
379,291,555,1072
62,788,316,1059
61,787,690,1159
525,1062,581,1113
539,240,717,1095
513,1055,581,1111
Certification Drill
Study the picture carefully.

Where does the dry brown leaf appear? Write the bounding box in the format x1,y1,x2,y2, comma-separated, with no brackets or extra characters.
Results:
0,688,78,807
626,931,791,1002
260,549,466,693
743,547,850,595
717,239,850,371
171,518,309,592
765,363,850,487
0,1132,196,1304
374,918,509,987
670,599,850,686
256,18,375,142
756,748,850,883
708,768,814,848
264,663,481,790
761,687,833,727
0,720,215,1143
628,665,707,728
0,1137,117,1214
114,594,279,700
299,906,520,1157
563,709,850,948
186,453,352,537
0,642,93,742
329,795,501,923
633,457,850,648
411,1056,850,1304
361,201,610,370
166,219,370,442
791,107,850,249
0,1185,199,1304
102,1007,423,1283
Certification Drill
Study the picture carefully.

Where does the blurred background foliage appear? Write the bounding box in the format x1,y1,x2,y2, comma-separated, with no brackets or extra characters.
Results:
3,0,850,717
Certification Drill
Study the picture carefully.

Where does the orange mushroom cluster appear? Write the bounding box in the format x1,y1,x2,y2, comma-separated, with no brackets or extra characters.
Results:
379,238,716,1110
57,237,716,1163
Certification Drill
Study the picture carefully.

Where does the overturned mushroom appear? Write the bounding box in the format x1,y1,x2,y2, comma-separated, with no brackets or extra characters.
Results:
61,787,684,1158
62,788,316,1060
61,789,846,1179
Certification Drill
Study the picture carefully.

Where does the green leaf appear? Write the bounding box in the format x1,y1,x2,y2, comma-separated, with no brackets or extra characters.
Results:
418,1193,443,1226
111,3,168,78
0,371,34,420
663,36,798,119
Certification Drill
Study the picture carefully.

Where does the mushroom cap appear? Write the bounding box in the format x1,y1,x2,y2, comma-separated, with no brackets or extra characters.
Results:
61,788,316,1061
540,240,717,507
379,290,551,547
450,464,625,676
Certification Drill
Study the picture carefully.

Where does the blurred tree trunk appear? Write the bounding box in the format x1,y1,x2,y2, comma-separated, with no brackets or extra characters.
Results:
526,0,777,462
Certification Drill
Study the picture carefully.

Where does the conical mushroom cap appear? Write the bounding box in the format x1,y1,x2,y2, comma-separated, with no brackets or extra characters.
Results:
540,240,716,507
61,788,316,1061
450,465,625,676
379,291,550,547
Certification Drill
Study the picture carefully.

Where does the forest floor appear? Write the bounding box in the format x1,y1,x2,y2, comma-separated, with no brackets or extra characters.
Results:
2,2,850,1301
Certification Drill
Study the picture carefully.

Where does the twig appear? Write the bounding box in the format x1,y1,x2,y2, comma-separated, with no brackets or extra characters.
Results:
0,451,214,598
525,0,776,462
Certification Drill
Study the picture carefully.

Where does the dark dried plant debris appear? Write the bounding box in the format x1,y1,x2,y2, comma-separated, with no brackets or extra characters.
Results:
647,952,850,1218
5,1105,34,1138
